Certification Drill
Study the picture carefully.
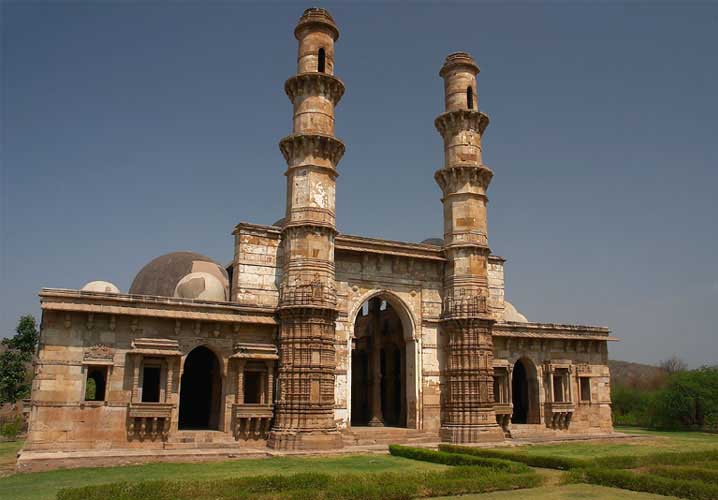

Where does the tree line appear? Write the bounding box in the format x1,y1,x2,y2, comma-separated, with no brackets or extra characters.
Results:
612,356,718,432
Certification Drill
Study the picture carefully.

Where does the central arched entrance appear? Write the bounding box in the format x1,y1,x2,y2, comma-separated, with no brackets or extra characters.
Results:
351,297,407,427
511,357,540,424
179,346,222,430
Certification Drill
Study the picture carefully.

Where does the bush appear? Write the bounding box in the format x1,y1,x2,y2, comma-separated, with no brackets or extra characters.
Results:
648,465,718,485
439,444,587,470
57,467,542,500
574,467,718,500
0,415,24,440
389,445,531,473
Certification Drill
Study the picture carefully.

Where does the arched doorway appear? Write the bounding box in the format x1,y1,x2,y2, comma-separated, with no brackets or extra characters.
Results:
179,346,222,430
351,297,407,427
511,358,540,424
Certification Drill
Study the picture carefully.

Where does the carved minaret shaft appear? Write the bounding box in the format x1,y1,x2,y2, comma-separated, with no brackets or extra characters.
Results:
267,8,345,451
435,53,504,443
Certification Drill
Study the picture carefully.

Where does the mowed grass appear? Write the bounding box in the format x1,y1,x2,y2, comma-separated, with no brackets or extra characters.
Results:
516,426,718,459
0,441,23,478
0,454,446,500
438,483,678,499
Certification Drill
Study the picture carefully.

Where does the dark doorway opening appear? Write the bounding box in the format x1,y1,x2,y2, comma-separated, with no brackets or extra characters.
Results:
511,360,528,423
318,48,326,73
179,346,222,430
351,297,406,427
511,358,539,424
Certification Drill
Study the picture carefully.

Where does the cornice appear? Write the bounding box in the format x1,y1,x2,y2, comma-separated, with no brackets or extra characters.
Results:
435,110,490,140
279,133,345,167
285,73,345,105
435,165,494,195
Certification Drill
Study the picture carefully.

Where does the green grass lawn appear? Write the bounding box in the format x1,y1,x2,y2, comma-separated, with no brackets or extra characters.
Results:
516,426,718,459
438,483,678,499
0,453,446,500
0,441,22,478
2,428,717,500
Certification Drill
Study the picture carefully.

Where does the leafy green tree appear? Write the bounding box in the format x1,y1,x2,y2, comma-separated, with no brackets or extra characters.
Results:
0,349,32,403
0,315,38,403
653,367,718,431
2,315,39,357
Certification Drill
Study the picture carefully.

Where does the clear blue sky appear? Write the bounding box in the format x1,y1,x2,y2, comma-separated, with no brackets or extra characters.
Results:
2,2,716,367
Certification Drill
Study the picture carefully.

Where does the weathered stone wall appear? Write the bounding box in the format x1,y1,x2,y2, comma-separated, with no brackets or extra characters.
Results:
26,309,274,451
487,256,505,321
232,223,283,308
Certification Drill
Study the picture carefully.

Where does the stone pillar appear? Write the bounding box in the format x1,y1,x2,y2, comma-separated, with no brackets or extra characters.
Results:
435,52,504,443
268,7,345,451
236,360,246,404
265,361,275,403
368,299,384,426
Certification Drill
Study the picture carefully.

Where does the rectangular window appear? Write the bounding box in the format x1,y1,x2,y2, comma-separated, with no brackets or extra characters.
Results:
85,366,108,401
142,365,161,403
244,371,262,404
553,374,564,402
580,377,591,402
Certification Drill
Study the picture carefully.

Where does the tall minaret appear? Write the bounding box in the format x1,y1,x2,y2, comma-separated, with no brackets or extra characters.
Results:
268,8,345,450
435,52,504,443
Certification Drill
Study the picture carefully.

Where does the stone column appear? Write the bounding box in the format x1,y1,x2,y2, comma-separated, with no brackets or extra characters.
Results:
265,361,275,404
268,7,345,451
368,299,384,427
236,360,246,404
436,52,503,443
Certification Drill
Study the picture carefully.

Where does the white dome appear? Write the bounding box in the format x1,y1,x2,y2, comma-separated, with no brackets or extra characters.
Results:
81,281,121,294
173,272,227,301
502,301,528,323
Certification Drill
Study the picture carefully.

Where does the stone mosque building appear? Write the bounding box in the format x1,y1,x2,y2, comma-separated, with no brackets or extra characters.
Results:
20,8,615,469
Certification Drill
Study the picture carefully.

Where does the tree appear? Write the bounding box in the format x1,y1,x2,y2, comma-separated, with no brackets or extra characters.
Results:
2,315,39,357
0,349,32,403
660,355,687,375
0,315,38,403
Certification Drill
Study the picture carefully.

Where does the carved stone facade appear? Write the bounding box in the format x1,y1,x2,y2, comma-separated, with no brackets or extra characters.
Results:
20,7,615,470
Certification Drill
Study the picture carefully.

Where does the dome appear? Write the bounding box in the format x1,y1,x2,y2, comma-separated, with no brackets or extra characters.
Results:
421,238,444,246
81,281,120,294
129,252,229,298
174,272,227,301
502,301,528,323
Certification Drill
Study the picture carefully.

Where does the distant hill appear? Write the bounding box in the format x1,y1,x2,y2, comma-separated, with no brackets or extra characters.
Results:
609,360,667,390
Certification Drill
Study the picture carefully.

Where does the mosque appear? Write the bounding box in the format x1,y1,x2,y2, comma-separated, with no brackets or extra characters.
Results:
19,8,615,470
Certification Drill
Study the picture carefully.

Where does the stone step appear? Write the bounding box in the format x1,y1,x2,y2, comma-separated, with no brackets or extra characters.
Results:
341,427,438,446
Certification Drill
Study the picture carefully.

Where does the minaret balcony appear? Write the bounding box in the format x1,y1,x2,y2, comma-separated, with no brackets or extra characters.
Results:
435,110,490,140
279,280,337,308
442,294,487,318
279,134,345,167
285,73,345,105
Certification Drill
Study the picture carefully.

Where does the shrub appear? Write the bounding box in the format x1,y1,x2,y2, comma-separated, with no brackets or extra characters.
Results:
648,465,718,485
577,468,718,500
0,415,24,440
439,444,587,470
57,466,541,500
388,444,530,473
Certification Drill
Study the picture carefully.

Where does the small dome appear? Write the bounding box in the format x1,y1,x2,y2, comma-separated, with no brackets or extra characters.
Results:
81,281,120,294
174,272,227,301
502,301,528,323
129,252,229,298
421,238,444,246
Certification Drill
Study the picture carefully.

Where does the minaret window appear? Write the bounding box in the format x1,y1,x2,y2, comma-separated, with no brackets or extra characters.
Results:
467,86,474,109
318,48,326,73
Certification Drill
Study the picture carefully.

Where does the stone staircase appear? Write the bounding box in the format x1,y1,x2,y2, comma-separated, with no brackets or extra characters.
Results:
342,426,439,447
507,424,561,440
164,430,241,450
